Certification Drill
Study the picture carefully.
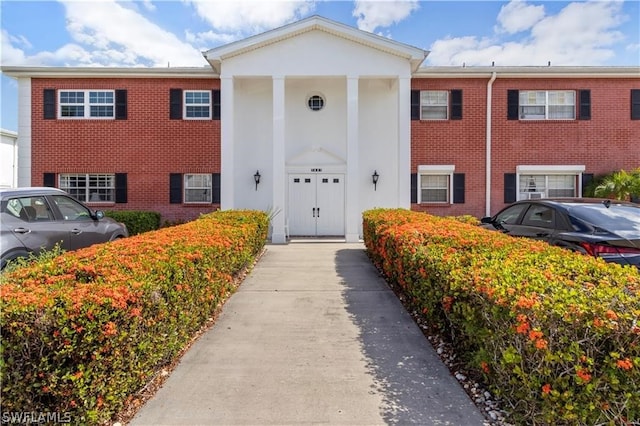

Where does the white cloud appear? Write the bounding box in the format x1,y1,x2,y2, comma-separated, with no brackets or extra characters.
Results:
58,0,204,66
427,0,630,66
495,0,545,34
1,30,28,65
186,0,315,33
185,29,239,48
353,0,419,33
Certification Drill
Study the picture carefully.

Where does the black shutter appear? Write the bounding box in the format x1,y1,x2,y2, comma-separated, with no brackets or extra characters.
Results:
507,90,519,120
582,173,594,197
450,89,462,120
115,173,127,203
411,90,420,120
44,89,56,119
43,173,56,187
410,173,417,203
115,90,127,120
632,89,640,120
578,90,591,120
212,90,221,120
212,173,221,204
453,173,465,203
504,173,516,203
170,173,183,203
170,89,182,120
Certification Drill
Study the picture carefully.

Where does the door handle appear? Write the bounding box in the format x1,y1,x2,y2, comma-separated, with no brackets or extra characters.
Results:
14,228,31,234
317,207,320,217
312,207,316,217
71,228,82,235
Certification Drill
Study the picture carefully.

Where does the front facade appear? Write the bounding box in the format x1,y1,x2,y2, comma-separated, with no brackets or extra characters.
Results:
3,16,639,242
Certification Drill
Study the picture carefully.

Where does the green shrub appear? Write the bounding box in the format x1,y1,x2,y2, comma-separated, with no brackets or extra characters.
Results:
104,210,161,236
364,209,640,425
1,210,269,424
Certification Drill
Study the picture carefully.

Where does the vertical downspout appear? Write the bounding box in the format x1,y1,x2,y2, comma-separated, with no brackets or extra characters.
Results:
485,72,497,217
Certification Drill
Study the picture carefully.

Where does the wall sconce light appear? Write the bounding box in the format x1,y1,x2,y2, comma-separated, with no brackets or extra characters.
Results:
372,170,379,191
254,170,261,191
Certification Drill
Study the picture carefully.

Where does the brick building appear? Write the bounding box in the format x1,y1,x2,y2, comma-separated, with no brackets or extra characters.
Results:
2,16,639,242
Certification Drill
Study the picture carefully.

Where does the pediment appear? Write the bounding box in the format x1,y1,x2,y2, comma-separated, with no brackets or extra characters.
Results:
204,16,427,74
287,146,345,166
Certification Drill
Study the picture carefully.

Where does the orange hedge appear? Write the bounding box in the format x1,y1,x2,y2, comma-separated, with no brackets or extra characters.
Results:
363,209,640,425
1,210,269,424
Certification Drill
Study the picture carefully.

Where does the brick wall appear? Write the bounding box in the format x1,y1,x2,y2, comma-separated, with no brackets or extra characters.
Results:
30,75,639,223
31,78,221,223
411,77,640,218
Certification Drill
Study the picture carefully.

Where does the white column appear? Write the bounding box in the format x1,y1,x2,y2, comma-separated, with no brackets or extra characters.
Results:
397,77,411,207
220,76,234,210
17,78,32,187
345,76,360,242
271,76,287,244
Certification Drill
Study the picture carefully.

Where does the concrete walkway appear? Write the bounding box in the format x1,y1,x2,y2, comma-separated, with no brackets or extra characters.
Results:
129,242,486,425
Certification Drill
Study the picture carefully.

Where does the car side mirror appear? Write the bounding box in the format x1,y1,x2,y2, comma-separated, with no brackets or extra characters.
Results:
480,217,493,224
93,210,105,220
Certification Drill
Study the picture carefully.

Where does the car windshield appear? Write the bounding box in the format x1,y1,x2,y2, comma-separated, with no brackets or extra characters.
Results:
569,204,640,233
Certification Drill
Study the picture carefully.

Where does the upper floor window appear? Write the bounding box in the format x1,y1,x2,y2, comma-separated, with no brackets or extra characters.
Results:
411,89,462,120
59,90,115,119
59,173,115,203
184,90,211,119
518,90,576,120
421,91,448,120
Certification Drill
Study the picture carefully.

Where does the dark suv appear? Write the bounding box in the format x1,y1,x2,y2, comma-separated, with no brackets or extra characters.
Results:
1,187,128,269
481,198,640,268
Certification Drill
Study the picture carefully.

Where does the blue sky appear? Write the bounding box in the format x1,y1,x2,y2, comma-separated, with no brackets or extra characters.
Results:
1,0,639,132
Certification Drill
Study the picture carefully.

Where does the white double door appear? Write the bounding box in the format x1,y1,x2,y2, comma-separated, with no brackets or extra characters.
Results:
288,173,345,236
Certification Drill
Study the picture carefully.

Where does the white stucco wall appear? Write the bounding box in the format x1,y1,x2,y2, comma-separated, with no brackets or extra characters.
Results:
218,24,415,240
233,78,274,210
0,129,18,188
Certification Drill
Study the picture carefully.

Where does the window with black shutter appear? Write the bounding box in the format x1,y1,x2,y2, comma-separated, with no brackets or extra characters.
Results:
507,90,519,120
578,90,591,120
450,90,463,120
453,173,465,203
212,173,221,204
632,89,640,120
410,91,420,120
170,89,183,120
170,173,183,203
115,173,127,203
410,173,417,203
115,90,127,120
43,173,56,187
212,90,221,120
504,173,516,203
44,89,56,119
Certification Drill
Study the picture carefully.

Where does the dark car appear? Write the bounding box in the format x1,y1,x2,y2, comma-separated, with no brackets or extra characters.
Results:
1,187,128,269
481,198,640,268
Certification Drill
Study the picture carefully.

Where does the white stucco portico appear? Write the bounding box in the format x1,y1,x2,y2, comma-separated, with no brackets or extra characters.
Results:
204,16,427,243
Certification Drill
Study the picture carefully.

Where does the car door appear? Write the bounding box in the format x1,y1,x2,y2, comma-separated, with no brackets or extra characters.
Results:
48,194,107,250
513,204,558,243
489,203,530,234
3,195,71,254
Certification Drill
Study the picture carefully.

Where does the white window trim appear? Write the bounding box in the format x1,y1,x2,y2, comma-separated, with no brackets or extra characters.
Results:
58,90,115,120
420,90,449,120
184,173,212,204
519,90,576,121
183,90,212,120
516,165,585,200
418,165,455,204
58,173,116,203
